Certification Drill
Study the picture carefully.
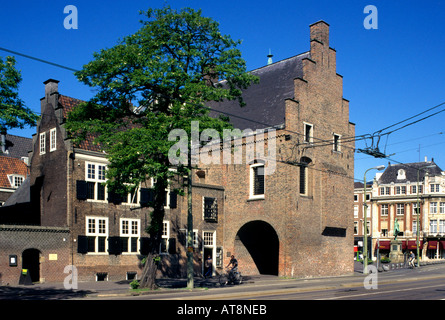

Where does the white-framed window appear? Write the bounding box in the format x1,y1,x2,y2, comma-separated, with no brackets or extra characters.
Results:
430,219,437,233
354,205,358,218
430,184,440,193
85,162,107,201
8,174,25,189
413,220,418,234
354,221,358,235
440,203,445,214
380,186,390,195
150,178,171,208
160,221,170,254
303,122,313,143
120,218,140,253
86,217,108,254
430,202,438,214
250,161,265,199
381,204,389,216
412,202,420,215
395,186,406,195
333,133,341,152
50,128,57,152
439,220,445,234
396,203,405,215
39,132,46,155
203,231,215,247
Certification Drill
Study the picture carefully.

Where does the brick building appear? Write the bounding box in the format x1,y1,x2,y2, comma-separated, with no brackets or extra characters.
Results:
0,20,355,284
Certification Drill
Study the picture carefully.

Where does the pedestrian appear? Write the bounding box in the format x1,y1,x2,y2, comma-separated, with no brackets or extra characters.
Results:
205,255,213,278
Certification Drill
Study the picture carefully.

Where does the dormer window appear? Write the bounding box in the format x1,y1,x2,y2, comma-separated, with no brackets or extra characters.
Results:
8,174,24,188
397,169,406,180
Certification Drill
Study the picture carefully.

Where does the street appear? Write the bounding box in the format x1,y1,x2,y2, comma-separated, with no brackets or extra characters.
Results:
89,262,445,301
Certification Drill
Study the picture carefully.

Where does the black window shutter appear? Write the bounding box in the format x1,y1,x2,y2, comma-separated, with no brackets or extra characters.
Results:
108,236,122,255
139,237,151,255
168,238,176,254
108,191,123,205
76,180,87,200
77,235,88,254
169,191,177,208
140,188,155,207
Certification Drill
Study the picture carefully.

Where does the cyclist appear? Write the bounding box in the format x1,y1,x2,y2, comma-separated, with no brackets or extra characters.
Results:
226,255,239,282
408,251,416,268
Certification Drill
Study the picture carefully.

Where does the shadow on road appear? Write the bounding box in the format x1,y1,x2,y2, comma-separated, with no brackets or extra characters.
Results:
0,285,92,300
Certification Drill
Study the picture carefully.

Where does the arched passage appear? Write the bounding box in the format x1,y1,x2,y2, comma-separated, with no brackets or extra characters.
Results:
235,220,279,275
22,249,41,283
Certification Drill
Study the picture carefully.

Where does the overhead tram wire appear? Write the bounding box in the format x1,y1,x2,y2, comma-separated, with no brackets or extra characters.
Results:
2,46,367,151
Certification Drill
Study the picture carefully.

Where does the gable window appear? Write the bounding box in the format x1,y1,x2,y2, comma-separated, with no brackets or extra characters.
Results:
86,217,108,254
86,162,107,201
333,133,341,152
250,161,265,199
39,132,46,155
120,218,140,253
50,128,57,152
299,157,312,195
304,122,313,143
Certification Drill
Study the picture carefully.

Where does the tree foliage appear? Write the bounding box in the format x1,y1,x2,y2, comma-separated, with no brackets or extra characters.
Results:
0,56,39,133
66,6,258,288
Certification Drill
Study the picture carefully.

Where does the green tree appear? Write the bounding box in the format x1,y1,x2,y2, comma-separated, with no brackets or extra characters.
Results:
0,56,39,139
66,6,258,289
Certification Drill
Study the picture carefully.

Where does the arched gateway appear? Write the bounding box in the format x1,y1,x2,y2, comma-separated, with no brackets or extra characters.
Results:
235,220,279,275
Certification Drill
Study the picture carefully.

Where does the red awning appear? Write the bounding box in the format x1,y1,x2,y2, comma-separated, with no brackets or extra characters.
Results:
428,241,438,250
440,241,445,249
377,240,391,250
407,240,423,250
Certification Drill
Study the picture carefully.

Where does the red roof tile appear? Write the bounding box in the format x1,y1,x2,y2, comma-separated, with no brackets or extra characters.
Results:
0,156,28,189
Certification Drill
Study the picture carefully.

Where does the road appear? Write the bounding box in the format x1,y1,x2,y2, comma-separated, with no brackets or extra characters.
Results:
92,262,445,301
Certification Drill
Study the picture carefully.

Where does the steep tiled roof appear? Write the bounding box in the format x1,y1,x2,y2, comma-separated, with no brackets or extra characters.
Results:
378,161,443,184
59,95,103,152
208,52,310,131
0,155,28,189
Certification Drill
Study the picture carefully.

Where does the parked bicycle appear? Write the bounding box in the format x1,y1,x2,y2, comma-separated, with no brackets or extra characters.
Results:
218,267,242,286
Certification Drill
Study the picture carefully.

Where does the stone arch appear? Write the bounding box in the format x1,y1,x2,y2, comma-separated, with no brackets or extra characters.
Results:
235,220,279,275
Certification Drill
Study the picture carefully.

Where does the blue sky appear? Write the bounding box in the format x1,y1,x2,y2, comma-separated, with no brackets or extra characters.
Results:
1,0,445,181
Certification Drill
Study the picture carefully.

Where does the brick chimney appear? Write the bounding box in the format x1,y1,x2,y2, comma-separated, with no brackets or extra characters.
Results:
43,79,59,97
309,20,329,47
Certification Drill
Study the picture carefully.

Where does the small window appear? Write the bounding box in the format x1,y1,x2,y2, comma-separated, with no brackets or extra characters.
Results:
50,128,57,152
250,162,265,199
304,123,313,143
39,132,46,155
160,221,170,254
333,133,341,152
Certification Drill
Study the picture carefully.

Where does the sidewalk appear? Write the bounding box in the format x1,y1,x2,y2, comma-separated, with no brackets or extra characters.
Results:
0,274,278,300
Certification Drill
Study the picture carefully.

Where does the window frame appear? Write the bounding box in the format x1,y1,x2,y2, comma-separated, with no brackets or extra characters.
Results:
85,216,108,254
49,128,57,152
39,132,46,155
120,218,140,254
303,122,313,144
249,162,265,200
85,162,107,202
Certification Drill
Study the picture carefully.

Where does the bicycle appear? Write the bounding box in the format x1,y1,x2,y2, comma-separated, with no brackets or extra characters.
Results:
218,268,242,286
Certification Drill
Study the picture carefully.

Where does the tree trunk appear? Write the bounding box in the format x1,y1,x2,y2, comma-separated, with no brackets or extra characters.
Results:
139,254,159,289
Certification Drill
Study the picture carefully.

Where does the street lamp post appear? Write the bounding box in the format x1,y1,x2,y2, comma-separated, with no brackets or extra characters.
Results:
416,165,434,268
363,165,385,275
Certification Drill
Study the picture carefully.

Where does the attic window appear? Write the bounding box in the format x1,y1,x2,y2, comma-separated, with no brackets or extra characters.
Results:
397,169,406,180
8,174,24,188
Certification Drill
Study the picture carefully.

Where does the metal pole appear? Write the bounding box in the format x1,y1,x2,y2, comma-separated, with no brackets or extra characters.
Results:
363,172,369,275
187,143,194,289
